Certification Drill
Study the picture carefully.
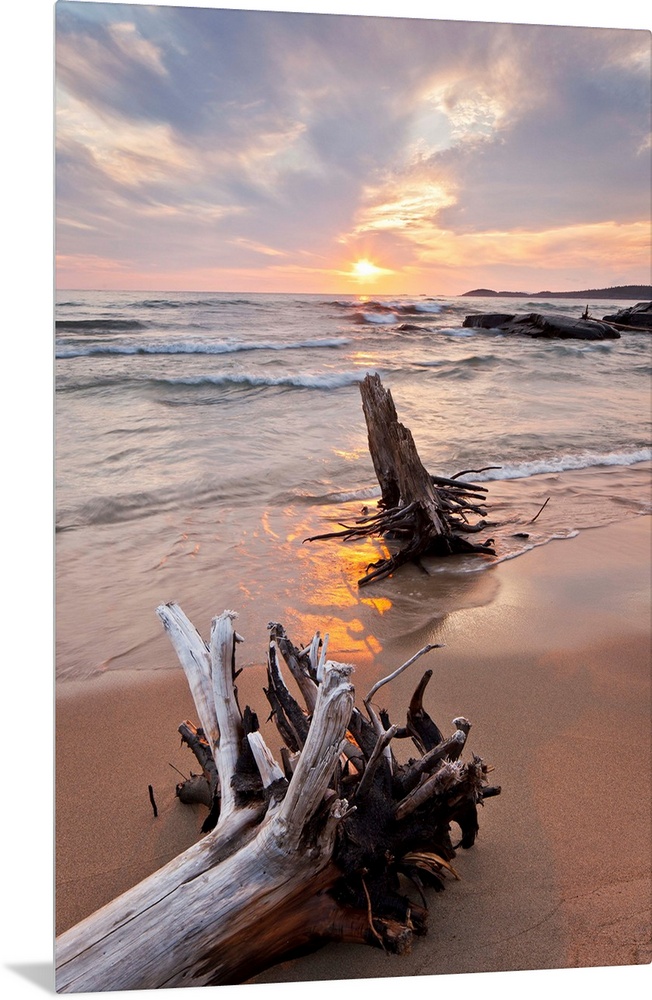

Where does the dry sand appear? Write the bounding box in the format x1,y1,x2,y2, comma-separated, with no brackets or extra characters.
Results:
55,516,651,984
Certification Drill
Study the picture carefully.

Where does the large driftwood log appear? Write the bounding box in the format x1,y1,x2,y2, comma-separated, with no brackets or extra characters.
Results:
56,605,499,991
306,373,498,584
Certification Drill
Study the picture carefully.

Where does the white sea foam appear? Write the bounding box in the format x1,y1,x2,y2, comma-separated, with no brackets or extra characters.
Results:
359,312,397,325
56,337,350,358
163,370,368,390
328,486,381,503
464,449,652,482
413,302,442,313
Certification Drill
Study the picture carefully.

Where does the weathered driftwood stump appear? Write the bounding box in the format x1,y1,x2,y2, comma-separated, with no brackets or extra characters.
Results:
56,605,499,991
306,373,498,584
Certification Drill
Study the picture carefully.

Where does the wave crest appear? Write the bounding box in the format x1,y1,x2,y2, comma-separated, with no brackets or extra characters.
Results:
163,371,367,391
466,449,652,481
56,337,350,359
55,319,147,332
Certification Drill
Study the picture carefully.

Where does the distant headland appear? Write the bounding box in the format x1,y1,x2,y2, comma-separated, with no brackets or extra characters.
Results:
461,285,652,299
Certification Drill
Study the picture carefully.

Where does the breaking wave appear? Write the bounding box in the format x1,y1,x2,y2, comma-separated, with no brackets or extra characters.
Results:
161,371,367,391
56,337,350,359
353,311,398,325
464,449,652,482
350,298,446,326
55,319,147,332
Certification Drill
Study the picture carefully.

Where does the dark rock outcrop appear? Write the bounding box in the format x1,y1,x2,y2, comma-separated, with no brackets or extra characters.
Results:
602,301,652,331
463,311,620,340
464,312,515,328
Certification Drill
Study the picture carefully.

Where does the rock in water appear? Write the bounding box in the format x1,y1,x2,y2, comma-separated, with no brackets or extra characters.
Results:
602,301,652,331
463,311,620,339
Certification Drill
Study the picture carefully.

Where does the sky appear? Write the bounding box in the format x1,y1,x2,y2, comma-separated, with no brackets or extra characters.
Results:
55,1,651,294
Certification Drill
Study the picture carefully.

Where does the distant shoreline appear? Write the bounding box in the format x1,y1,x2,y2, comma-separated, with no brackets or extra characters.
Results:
57,285,652,299
461,284,652,299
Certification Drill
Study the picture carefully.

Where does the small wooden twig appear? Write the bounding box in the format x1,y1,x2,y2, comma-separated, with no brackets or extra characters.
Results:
448,466,501,480
270,623,319,713
363,646,442,770
266,641,310,750
365,644,443,708
316,634,330,683
361,877,388,953
529,496,551,523
406,670,444,753
178,721,219,795
148,785,158,818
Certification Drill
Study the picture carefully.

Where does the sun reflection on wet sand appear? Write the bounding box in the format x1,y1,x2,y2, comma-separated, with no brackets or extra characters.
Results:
246,502,505,679
361,596,392,615
285,508,392,664
229,502,383,664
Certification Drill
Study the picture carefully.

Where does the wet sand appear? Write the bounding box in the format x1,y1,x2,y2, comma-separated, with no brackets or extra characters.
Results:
55,516,651,985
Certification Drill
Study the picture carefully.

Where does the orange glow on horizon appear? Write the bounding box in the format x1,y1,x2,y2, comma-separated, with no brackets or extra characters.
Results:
57,220,650,298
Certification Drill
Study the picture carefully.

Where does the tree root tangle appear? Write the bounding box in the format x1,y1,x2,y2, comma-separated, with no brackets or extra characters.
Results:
56,607,500,991
305,373,502,584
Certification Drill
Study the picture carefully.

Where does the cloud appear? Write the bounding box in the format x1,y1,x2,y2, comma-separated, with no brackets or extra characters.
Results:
433,27,651,231
55,4,651,290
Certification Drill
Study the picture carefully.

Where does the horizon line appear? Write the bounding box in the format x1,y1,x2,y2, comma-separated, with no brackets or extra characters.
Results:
56,282,652,296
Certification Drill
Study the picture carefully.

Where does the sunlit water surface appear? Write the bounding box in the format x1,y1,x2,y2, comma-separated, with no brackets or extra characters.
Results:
56,291,651,681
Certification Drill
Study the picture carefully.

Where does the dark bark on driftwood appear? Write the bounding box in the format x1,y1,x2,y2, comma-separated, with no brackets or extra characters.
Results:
56,606,499,991
305,373,498,584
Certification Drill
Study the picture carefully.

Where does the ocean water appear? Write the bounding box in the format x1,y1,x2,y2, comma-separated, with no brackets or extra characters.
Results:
55,291,651,681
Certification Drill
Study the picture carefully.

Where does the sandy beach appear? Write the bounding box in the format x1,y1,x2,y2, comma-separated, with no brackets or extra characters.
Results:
55,515,651,984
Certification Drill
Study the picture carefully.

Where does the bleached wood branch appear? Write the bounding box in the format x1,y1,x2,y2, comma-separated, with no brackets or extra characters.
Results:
210,610,243,818
363,644,442,768
364,643,443,707
56,605,498,990
247,731,286,791
274,660,354,851
56,629,356,992
156,602,218,751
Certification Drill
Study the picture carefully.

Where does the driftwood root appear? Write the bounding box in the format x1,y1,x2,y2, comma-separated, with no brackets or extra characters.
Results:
56,608,500,990
305,374,500,584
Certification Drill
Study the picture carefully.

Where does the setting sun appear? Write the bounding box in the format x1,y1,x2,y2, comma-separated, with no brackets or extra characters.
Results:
351,258,386,280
